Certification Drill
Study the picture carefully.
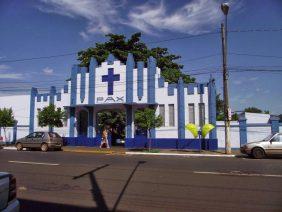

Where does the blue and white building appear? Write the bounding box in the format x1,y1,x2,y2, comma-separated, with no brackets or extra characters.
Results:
0,53,217,148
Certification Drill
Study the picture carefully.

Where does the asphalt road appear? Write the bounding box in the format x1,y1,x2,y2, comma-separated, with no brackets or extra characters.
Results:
0,150,282,212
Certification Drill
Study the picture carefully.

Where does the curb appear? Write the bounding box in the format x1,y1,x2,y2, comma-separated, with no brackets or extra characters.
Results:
125,152,236,157
3,147,17,150
62,149,125,155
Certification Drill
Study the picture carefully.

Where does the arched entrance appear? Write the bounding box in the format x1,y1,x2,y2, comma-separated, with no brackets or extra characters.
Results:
96,109,126,146
77,109,88,136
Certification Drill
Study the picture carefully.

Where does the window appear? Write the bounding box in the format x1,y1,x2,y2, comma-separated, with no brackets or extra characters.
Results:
26,133,36,138
168,104,175,126
35,132,44,138
188,104,195,124
199,103,205,127
159,105,165,126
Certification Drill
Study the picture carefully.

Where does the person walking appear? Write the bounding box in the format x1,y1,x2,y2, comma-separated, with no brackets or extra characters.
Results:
100,128,110,148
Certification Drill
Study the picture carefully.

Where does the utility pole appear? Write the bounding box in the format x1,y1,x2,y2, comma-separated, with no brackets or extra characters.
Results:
221,3,231,154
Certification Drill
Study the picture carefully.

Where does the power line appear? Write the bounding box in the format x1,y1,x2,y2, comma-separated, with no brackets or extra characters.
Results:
229,52,282,59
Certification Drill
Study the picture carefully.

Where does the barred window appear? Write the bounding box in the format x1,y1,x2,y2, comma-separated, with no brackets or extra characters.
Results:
159,104,165,126
188,104,195,124
168,104,175,127
199,103,205,127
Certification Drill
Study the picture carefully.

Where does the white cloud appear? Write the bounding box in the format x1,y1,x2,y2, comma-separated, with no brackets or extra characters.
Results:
0,73,23,79
250,77,258,81
0,64,11,71
42,67,54,75
233,80,242,85
128,0,243,35
37,0,123,39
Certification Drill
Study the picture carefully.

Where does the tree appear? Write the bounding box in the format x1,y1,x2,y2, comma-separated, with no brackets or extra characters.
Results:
216,94,224,121
37,104,66,131
78,32,195,84
244,107,263,113
134,108,163,150
0,108,16,141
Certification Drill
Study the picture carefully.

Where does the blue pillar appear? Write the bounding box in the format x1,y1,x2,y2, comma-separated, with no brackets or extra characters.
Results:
147,56,156,104
70,65,79,106
13,121,18,142
239,116,247,146
208,77,217,139
270,115,279,134
126,53,134,103
137,61,144,100
29,87,38,133
177,78,185,139
69,107,75,137
126,105,134,138
80,67,87,103
89,57,97,104
49,86,56,105
88,107,94,138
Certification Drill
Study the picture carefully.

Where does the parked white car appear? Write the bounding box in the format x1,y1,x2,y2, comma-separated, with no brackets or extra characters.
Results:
240,133,282,159
0,172,20,212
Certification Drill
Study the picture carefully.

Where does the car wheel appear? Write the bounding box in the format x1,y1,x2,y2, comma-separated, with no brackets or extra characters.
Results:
252,147,265,159
41,143,48,152
16,143,23,151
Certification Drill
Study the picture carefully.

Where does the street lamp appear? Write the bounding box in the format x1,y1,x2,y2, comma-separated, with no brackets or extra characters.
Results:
220,2,231,154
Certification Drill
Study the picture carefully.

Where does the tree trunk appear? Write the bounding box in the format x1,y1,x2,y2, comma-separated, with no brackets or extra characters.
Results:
148,129,151,152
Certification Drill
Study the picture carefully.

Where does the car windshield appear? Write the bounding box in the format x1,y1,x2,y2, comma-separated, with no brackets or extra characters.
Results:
262,134,275,141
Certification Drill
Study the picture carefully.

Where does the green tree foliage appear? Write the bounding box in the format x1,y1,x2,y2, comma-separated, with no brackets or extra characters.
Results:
244,107,262,113
0,108,15,140
216,94,224,121
135,108,163,138
97,110,126,140
37,104,65,130
78,32,195,84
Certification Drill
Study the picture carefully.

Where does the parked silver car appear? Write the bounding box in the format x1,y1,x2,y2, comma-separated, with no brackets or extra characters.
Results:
15,132,63,152
240,133,282,159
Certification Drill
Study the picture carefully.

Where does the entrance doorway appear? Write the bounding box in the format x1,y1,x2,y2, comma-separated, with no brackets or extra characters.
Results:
77,109,88,136
96,110,125,146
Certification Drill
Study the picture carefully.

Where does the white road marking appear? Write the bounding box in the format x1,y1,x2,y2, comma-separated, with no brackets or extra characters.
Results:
8,160,59,166
193,171,282,178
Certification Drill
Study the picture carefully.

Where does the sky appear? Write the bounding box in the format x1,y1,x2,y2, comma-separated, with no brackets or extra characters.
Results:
0,0,281,114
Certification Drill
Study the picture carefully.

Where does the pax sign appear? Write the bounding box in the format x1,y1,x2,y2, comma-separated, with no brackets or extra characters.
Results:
96,96,124,103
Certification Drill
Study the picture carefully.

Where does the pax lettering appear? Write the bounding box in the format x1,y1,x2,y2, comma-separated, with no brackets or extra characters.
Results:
96,96,124,103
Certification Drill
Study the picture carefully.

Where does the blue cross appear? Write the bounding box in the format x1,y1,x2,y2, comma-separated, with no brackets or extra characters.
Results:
102,68,120,95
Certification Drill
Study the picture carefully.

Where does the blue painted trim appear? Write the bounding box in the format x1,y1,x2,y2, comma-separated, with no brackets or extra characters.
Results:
80,67,86,103
56,92,61,101
270,115,280,134
198,84,205,94
158,77,165,88
107,53,116,65
43,94,48,102
29,87,38,133
137,61,144,100
168,83,177,96
13,121,18,142
88,107,94,138
49,86,56,105
70,65,79,106
69,107,75,137
37,94,41,102
89,57,97,104
187,83,197,94
177,78,185,139
126,53,134,103
147,56,156,104
239,118,247,146
208,77,217,139
63,85,68,93
126,105,133,138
